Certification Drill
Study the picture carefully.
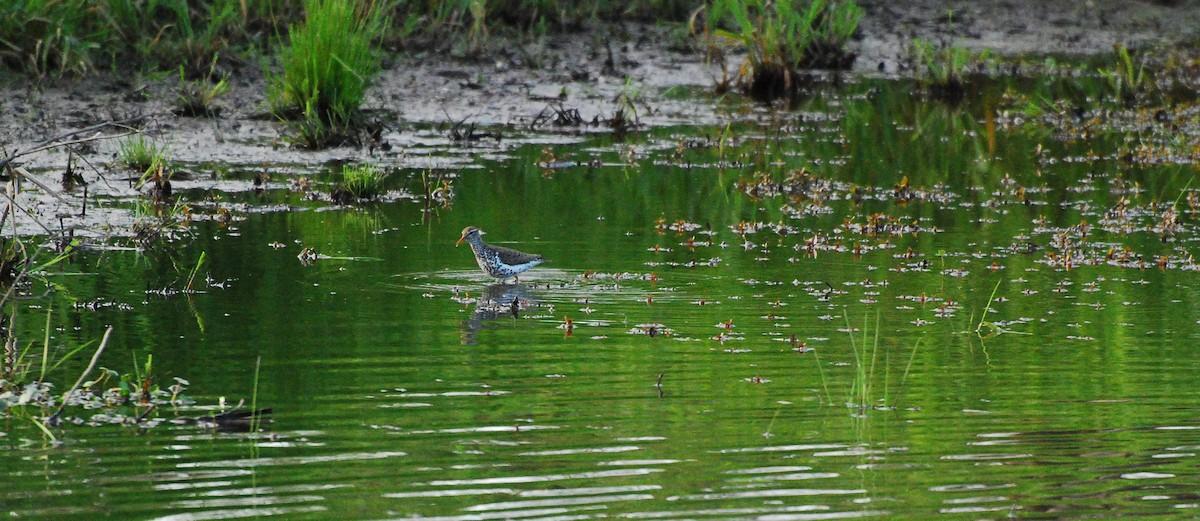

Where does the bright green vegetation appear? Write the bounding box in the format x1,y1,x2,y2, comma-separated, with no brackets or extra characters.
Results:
119,136,177,210
175,57,231,117
268,0,389,148
0,0,696,79
911,38,979,100
5,69,1200,517
1099,44,1149,105
0,0,299,78
118,135,169,174
697,0,862,100
332,164,390,202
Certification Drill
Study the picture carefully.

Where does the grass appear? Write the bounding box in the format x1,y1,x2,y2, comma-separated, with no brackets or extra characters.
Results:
268,0,389,148
696,0,862,101
0,0,98,77
845,313,880,413
174,57,230,117
0,297,192,438
810,313,922,414
119,135,176,204
118,135,168,174
0,0,301,78
331,164,390,203
610,76,644,137
132,198,191,243
911,38,979,101
0,1,705,80
1099,44,1149,106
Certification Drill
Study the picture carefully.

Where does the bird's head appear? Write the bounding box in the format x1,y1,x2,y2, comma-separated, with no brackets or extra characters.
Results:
456,226,482,246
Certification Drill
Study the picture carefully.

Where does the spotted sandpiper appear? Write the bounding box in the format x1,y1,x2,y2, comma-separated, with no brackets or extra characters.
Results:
456,226,544,283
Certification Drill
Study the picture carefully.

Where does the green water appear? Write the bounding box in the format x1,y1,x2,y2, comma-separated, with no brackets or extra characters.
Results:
4,78,1200,520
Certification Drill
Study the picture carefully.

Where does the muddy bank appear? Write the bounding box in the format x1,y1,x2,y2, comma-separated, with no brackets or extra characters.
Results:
0,0,1197,239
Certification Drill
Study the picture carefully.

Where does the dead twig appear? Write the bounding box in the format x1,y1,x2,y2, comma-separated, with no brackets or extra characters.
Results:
0,115,151,170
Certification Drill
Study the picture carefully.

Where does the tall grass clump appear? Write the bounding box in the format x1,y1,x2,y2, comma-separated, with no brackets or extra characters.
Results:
269,0,389,148
695,0,862,101
1,0,304,78
104,0,302,77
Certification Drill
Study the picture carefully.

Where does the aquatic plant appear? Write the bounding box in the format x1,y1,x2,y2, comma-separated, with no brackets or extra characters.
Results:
695,0,862,101
838,313,922,414
119,135,168,174
332,164,390,203
174,57,230,117
911,38,978,101
421,169,456,213
845,313,879,413
1099,44,1149,106
1,323,194,440
132,198,191,243
268,0,389,148
610,77,644,137
119,135,178,205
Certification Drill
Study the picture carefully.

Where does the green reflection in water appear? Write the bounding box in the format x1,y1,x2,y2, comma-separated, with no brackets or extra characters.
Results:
4,76,1200,520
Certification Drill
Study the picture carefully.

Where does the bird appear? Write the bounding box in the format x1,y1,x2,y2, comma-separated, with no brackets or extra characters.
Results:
456,226,543,283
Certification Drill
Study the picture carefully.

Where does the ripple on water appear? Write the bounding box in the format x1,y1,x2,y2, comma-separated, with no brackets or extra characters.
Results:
724,466,814,474
667,488,867,501
597,459,682,466
462,493,657,512
425,468,665,487
519,445,642,456
148,505,328,521
177,451,407,469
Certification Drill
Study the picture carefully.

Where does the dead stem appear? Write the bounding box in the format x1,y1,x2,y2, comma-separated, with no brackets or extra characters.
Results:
0,115,151,170
48,326,114,426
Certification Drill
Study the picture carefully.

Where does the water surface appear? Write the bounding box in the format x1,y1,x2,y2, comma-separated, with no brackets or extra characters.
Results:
4,77,1200,520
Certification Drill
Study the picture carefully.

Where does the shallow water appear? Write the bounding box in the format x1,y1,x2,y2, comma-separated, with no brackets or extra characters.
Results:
4,76,1200,520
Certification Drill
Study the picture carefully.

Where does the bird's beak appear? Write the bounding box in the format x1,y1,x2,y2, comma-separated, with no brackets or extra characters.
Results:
455,235,465,247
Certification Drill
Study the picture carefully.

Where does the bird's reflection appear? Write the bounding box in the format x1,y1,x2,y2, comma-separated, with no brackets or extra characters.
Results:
460,282,536,345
